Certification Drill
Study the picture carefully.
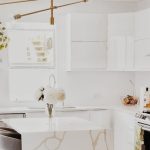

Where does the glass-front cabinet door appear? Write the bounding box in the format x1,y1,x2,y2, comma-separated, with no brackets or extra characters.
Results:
7,23,55,68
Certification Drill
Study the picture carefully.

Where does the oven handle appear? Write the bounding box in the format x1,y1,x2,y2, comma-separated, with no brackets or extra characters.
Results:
142,127,150,132
137,122,150,132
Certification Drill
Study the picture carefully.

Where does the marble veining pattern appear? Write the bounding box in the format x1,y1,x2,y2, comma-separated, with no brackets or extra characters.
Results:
33,132,66,150
89,130,109,150
2,117,111,150
31,130,109,150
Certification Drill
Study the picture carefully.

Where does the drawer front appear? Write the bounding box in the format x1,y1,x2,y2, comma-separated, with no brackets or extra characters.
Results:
71,42,106,69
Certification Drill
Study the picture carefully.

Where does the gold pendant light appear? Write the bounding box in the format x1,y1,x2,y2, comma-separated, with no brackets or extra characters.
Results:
0,0,88,25
0,0,38,5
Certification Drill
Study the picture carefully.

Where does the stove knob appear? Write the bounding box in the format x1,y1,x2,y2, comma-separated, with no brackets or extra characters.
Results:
141,115,147,119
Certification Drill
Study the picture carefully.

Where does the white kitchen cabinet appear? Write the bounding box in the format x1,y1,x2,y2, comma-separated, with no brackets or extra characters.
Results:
107,36,134,71
65,13,107,71
134,8,150,71
67,41,106,71
135,9,150,40
70,13,107,41
7,22,55,68
108,13,134,37
135,38,150,70
113,111,135,150
107,13,134,71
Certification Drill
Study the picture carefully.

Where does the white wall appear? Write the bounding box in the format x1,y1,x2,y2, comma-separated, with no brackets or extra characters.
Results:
0,0,137,107
62,72,135,106
135,72,150,99
137,0,150,10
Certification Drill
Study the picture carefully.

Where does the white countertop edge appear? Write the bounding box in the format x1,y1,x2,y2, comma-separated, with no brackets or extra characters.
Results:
0,105,139,114
2,117,105,134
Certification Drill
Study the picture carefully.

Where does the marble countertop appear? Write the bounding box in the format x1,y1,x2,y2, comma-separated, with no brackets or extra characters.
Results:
2,117,103,134
0,107,44,114
56,105,139,114
0,105,139,114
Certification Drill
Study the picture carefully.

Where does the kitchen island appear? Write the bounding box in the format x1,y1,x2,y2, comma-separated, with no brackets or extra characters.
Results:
2,117,110,150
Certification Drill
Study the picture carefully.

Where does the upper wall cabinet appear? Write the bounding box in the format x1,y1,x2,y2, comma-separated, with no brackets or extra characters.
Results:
135,9,150,40
70,13,107,41
107,13,134,71
108,13,134,37
107,36,134,71
134,9,150,70
65,13,107,71
6,23,55,68
135,39,150,70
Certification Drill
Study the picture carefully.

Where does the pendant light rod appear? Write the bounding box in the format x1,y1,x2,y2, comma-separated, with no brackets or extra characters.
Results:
56,0,88,9
0,0,38,6
14,8,51,19
50,0,54,25
14,0,88,21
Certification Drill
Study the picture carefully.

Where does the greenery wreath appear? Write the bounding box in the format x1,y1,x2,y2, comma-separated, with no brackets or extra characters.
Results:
0,22,9,50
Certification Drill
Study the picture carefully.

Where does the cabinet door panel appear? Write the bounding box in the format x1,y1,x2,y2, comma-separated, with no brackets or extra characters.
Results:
71,42,106,69
71,14,107,41
107,37,126,70
135,39,150,70
8,29,55,67
135,9,150,39
126,37,134,70
108,13,134,37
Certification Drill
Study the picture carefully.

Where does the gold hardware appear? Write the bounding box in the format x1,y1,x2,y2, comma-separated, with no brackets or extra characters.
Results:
0,0,88,25
50,0,54,25
0,0,38,5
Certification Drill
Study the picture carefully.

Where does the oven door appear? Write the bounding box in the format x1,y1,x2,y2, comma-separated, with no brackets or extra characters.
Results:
136,123,150,150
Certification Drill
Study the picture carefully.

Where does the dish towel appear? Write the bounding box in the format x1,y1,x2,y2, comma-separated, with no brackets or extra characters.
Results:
135,126,144,150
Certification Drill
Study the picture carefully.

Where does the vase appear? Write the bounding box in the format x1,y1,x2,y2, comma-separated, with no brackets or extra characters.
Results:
46,103,55,118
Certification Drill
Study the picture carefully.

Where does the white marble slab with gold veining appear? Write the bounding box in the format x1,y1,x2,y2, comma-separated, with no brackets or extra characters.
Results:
3,117,110,150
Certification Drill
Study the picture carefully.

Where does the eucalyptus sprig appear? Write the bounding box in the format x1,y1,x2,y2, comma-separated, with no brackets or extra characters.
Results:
0,22,9,51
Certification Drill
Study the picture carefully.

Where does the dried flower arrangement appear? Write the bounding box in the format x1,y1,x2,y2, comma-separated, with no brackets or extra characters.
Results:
35,86,65,117
35,86,65,105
